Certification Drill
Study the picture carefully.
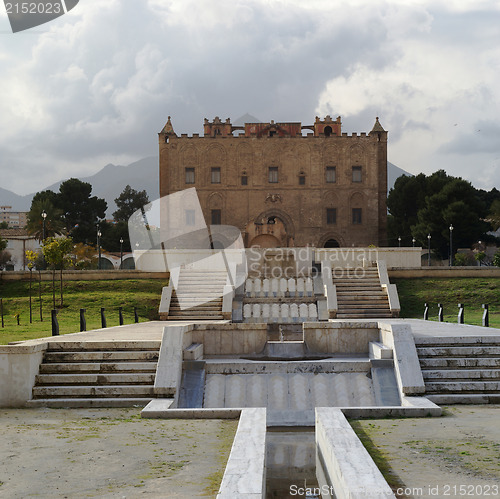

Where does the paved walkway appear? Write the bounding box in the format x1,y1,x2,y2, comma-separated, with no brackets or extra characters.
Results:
7,318,500,349
330,318,500,338
8,320,229,347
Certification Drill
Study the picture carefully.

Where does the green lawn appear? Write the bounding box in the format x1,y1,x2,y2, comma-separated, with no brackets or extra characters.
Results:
0,279,165,344
393,277,500,328
1,276,498,345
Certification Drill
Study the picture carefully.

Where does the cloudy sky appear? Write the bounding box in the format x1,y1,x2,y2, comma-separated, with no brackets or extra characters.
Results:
1,0,499,196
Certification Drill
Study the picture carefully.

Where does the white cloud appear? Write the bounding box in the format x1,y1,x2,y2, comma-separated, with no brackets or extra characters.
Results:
0,0,499,195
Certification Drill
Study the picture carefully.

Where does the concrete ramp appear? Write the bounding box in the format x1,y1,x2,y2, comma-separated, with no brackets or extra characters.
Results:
204,372,377,424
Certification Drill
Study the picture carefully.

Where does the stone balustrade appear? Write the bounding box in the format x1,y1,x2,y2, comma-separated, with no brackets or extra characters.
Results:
244,277,314,298
242,301,318,323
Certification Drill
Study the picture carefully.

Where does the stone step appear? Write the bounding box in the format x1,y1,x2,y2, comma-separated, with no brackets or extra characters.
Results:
424,381,500,393
426,394,500,405
417,346,500,357
334,271,379,276
415,337,500,346
39,362,157,374
44,341,161,352
420,358,500,369
337,297,389,303
167,315,224,320
335,282,382,286
26,397,154,408
35,373,155,385
170,311,222,316
333,279,381,284
338,308,391,314
336,313,393,319
169,307,222,313
336,289,386,294
43,351,159,363
32,385,155,398
339,304,390,310
422,369,500,380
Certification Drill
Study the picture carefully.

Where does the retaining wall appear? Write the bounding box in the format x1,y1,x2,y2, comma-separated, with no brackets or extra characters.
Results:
0,270,169,282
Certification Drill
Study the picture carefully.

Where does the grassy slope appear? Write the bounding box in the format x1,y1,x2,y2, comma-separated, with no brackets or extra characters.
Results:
0,279,164,344
393,277,500,328
0,277,498,345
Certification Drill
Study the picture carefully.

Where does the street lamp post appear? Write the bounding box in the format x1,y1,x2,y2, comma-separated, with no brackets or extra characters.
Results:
398,236,401,248
449,224,454,267
41,210,47,269
41,210,47,241
427,234,431,266
412,237,416,247
97,229,102,270
119,237,124,269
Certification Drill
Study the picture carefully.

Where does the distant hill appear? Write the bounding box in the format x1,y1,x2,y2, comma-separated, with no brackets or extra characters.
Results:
388,162,412,193
0,158,411,216
0,157,159,218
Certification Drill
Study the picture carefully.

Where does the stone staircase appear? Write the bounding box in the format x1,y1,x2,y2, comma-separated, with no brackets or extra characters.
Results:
334,267,392,319
416,337,500,404
27,341,160,408
168,269,227,320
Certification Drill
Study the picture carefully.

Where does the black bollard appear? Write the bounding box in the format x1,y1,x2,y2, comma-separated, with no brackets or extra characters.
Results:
438,303,444,322
119,307,124,326
482,304,489,328
424,303,429,321
458,303,464,324
0,298,4,328
134,307,139,323
51,309,59,336
101,307,107,329
80,308,86,332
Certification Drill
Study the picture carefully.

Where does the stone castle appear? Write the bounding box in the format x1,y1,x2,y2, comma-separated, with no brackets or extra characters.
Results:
159,115,388,247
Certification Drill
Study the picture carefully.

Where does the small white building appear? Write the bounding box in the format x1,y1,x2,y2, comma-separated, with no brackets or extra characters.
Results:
0,228,40,271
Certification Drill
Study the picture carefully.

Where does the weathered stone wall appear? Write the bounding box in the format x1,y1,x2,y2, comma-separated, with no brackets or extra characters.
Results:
159,117,388,248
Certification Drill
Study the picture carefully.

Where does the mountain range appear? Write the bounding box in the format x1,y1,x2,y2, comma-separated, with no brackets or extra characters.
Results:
0,158,411,217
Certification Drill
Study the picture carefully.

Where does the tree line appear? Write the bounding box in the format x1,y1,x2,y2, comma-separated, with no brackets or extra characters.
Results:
26,179,149,254
387,169,500,259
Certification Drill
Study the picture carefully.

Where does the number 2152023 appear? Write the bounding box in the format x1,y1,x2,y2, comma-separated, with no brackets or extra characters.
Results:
5,2,63,14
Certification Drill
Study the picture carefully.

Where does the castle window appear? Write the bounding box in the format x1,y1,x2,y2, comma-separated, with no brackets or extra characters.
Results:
326,208,337,225
211,167,221,184
352,208,362,224
326,166,336,183
241,175,248,186
352,166,362,183
185,209,195,226
211,209,221,225
324,126,332,137
299,174,306,185
185,168,195,184
268,167,278,183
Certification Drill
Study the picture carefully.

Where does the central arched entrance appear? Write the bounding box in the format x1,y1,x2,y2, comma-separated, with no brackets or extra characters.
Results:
247,217,287,247
245,208,295,247
248,233,280,248
324,238,340,248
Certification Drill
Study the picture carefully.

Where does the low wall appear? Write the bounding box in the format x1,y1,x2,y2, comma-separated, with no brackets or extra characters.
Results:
378,322,425,396
0,270,169,282
317,247,421,269
191,323,268,355
0,342,47,407
389,267,500,278
304,322,379,354
216,407,267,498
316,407,396,499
